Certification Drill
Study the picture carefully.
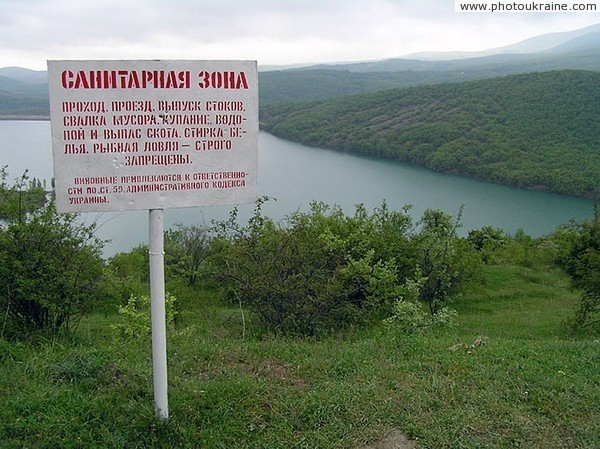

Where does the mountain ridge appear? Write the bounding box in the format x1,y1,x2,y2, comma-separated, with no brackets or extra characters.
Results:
2,23,600,127
408,23,600,60
0,67,47,84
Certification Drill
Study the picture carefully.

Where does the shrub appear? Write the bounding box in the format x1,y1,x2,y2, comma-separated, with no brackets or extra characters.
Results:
210,199,414,336
383,274,457,334
102,246,150,312
467,226,509,263
414,208,480,315
111,292,178,342
385,300,458,335
164,223,211,285
0,167,46,221
563,219,600,330
209,199,478,336
552,207,600,331
0,170,105,339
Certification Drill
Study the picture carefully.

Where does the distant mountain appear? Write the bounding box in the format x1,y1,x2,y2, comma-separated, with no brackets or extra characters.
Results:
259,45,600,104
0,75,48,99
260,24,600,104
300,24,600,74
3,24,600,114
500,24,600,53
0,67,49,118
260,70,600,199
549,31,600,53
408,23,600,59
0,67,47,85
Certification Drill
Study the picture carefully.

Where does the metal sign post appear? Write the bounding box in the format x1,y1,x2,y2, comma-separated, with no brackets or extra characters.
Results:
149,209,168,419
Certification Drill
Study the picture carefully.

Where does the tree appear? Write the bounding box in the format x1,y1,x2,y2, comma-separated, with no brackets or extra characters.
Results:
0,166,46,221
467,226,509,263
164,223,211,285
414,207,478,315
558,207,600,330
102,245,149,311
0,168,105,339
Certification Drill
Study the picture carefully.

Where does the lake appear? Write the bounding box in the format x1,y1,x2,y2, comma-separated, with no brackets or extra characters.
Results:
0,120,593,257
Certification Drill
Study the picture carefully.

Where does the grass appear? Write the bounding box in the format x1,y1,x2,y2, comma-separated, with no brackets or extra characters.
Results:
454,263,582,339
1,260,599,448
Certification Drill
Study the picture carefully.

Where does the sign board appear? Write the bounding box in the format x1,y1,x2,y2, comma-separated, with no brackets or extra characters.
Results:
48,60,258,212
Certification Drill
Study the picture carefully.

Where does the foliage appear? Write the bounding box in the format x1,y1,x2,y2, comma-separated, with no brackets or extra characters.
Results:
1,253,599,448
260,70,600,198
209,198,479,336
383,274,457,334
467,225,511,264
0,169,105,339
0,166,46,220
103,245,149,308
258,68,477,105
209,198,416,336
553,207,600,330
165,223,211,285
414,208,480,315
385,300,458,335
107,245,149,284
111,292,178,342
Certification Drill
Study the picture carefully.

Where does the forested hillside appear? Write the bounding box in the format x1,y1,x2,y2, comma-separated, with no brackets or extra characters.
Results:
260,70,600,199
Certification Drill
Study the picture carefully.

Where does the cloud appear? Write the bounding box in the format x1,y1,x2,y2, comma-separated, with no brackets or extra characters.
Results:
0,0,599,70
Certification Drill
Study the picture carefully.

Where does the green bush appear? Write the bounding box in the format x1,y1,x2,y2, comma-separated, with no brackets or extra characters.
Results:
383,272,457,334
164,223,211,285
467,226,509,263
111,292,178,342
0,167,46,221
208,199,480,336
0,170,105,339
210,199,415,336
102,246,150,312
414,208,481,315
385,300,458,335
554,209,600,330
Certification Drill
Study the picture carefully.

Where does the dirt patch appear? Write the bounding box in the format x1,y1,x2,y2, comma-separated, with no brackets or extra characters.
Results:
256,358,306,387
354,429,419,449
237,357,306,388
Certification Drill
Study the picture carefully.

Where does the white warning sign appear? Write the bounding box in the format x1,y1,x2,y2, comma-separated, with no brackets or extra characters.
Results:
48,60,258,212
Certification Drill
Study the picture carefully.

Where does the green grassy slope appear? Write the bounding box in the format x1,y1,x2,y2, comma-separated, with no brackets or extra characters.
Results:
1,256,598,448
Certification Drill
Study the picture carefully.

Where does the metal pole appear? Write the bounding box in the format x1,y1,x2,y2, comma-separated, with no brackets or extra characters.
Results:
149,208,169,419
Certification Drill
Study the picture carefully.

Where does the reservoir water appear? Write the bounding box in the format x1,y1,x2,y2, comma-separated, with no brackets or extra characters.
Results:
0,120,594,257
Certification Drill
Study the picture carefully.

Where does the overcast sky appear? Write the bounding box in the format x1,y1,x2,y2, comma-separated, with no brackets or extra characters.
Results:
1,0,599,71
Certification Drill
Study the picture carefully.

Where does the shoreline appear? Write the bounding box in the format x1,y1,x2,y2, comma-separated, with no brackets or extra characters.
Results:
0,115,50,121
2,116,595,201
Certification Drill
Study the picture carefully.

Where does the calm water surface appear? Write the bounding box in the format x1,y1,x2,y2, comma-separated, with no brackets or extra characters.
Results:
0,120,593,257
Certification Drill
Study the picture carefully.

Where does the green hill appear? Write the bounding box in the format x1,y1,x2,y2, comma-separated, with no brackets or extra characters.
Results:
260,70,600,199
